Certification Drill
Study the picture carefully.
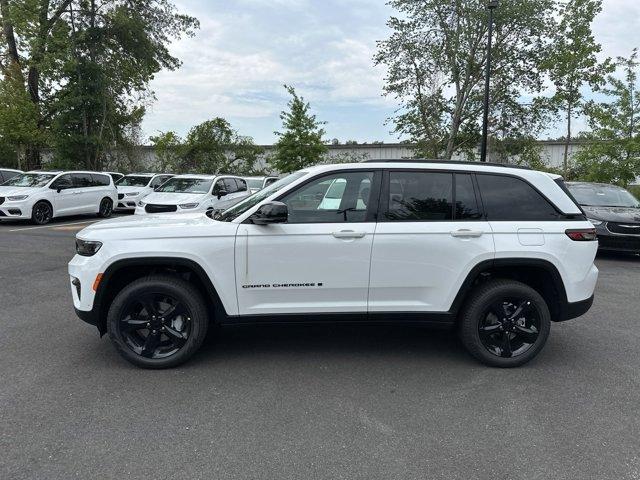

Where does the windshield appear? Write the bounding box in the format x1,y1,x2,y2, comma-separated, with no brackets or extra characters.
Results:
155,177,213,194
2,173,55,188
116,175,151,187
216,172,307,221
568,184,640,208
246,178,264,189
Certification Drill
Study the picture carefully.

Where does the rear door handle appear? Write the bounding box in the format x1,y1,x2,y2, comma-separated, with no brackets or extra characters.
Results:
332,230,366,239
450,229,483,238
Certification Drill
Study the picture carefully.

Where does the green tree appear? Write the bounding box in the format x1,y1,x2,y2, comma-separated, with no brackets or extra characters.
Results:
542,0,612,177
573,50,640,187
0,0,198,169
151,118,265,175
269,85,328,173
0,63,42,168
375,0,555,160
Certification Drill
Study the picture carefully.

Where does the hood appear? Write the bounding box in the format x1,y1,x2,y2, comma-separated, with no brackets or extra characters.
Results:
76,212,237,241
0,186,43,197
583,205,640,223
117,185,150,194
141,192,207,205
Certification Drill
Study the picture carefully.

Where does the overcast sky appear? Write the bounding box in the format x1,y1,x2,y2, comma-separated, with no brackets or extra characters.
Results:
141,0,640,145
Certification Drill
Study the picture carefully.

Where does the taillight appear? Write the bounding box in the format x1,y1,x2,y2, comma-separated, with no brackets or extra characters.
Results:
565,228,597,241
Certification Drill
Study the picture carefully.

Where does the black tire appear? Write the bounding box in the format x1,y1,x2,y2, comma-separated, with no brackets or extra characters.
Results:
458,279,551,368
98,197,113,218
31,201,53,225
107,275,209,368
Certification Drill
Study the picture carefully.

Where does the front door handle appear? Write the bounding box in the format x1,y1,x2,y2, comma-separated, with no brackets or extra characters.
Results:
332,230,366,239
450,229,483,238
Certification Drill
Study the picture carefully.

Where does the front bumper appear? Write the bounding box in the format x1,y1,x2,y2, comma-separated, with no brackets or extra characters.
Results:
595,225,640,253
0,199,33,219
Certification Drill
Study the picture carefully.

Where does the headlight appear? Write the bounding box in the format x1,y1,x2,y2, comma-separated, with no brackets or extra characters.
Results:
76,238,103,257
587,218,603,226
125,192,139,197
138,201,146,207
179,203,199,209
7,195,28,201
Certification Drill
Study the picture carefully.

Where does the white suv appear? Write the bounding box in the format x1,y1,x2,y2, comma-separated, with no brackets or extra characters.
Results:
115,173,174,211
69,161,598,368
0,170,117,224
135,174,251,215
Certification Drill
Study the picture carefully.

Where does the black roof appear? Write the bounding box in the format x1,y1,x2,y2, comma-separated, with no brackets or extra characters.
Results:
363,159,532,170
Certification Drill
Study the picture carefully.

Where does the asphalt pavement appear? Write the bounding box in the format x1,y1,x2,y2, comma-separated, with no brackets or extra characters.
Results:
1,215,639,479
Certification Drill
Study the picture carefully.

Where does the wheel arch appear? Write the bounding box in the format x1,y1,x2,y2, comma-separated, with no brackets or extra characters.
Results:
93,257,226,336
450,258,569,322
32,198,55,217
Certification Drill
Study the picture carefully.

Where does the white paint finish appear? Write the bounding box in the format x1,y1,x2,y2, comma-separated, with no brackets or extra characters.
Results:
517,228,545,246
70,214,241,315
491,220,598,302
235,223,376,314
368,221,495,312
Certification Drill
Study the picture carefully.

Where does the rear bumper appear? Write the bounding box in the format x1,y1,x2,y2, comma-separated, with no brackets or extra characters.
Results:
558,294,594,322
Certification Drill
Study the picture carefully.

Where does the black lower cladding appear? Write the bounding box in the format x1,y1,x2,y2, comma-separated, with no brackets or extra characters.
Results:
75,306,98,326
117,194,125,200
145,204,177,213
563,295,594,322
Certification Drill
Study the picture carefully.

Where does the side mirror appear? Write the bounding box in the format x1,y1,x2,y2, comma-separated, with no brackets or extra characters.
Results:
249,201,288,225
215,188,228,199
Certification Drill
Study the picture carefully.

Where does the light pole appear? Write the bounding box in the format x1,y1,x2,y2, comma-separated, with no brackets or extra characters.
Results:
480,0,498,163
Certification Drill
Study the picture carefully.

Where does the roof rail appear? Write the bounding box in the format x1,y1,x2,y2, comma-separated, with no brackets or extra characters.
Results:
363,159,532,170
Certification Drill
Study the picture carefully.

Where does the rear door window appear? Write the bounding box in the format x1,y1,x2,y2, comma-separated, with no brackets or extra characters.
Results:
223,178,238,193
454,174,482,220
385,171,453,221
477,174,560,221
73,173,94,188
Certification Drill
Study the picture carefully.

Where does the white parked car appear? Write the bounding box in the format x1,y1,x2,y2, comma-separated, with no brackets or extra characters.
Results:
244,176,279,194
115,173,174,211
0,170,117,224
69,161,598,369
135,174,250,215
0,168,22,183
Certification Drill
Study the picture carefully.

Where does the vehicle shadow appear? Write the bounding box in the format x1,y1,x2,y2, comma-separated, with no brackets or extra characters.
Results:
596,250,640,262
194,323,472,365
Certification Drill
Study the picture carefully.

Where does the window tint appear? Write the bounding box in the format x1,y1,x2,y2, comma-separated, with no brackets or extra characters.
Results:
385,171,453,221
73,173,93,188
92,174,110,186
455,174,481,220
477,174,560,221
51,174,73,189
281,171,374,223
223,178,238,193
236,178,248,192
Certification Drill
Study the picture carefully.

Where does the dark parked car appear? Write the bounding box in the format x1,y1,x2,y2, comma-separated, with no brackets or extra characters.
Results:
567,181,640,254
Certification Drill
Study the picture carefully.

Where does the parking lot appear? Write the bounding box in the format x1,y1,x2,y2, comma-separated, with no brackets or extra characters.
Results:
1,215,639,480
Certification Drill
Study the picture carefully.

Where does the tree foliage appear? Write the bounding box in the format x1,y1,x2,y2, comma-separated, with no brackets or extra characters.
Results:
269,85,328,173
375,0,555,160
542,0,612,176
0,0,198,169
151,118,265,175
573,50,640,186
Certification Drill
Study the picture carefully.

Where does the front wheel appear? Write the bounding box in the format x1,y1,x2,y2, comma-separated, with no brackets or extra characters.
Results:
98,198,113,218
107,275,209,368
31,201,53,225
458,279,551,368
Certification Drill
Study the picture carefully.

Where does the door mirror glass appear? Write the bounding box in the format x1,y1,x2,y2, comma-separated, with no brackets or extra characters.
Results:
213,182,228,199
249,201,288,225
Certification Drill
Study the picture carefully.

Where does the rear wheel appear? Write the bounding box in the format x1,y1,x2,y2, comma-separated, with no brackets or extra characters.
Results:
31,201,53,225
458,279,551,367
107,275,209,368
98,198,113,218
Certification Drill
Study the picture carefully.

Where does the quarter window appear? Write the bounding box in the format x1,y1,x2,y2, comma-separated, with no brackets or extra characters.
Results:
223,178,238,193
280,171,374,223
385,171,453,221
477,174,560,220
91,174,110,186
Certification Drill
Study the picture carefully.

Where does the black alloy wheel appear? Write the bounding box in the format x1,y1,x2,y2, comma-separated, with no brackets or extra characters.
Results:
98,198,113,218
118,293,192,359
107,275,209,368
478,299,541,358
458,279,551,367
31,201,53,225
